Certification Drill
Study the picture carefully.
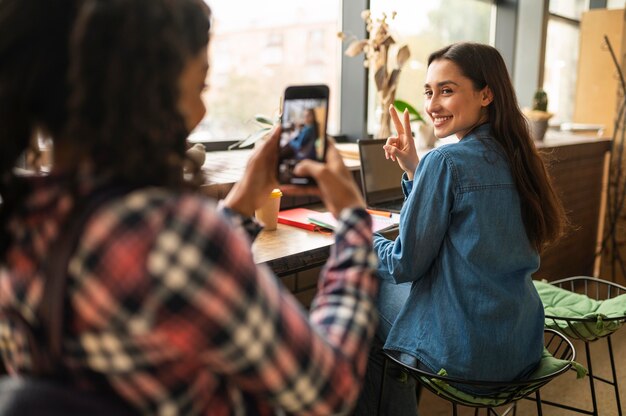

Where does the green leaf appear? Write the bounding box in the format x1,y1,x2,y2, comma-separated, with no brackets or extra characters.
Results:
254,114,275,126
228,127,272,150
394,99,425,123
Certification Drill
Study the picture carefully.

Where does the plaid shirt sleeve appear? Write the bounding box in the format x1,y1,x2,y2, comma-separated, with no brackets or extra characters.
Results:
191,205,378,415
77,194,379,415
217,204,263,241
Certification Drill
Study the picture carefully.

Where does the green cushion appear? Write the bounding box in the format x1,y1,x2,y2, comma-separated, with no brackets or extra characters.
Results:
423,347,581,407
533,280,626,340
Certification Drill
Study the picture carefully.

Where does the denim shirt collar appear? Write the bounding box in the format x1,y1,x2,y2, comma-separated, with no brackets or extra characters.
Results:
460,122,491,141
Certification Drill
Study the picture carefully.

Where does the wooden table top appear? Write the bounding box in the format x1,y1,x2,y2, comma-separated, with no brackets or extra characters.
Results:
252,223,335,276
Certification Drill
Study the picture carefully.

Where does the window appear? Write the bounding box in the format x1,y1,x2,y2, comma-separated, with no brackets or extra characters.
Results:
365,0,494,135
306,30,326,64
607,0,626,7
263,33,284,65
192,0,341,143
542,0,588,124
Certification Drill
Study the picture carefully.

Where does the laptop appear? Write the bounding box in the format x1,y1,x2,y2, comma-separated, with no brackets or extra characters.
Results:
358,139,406,213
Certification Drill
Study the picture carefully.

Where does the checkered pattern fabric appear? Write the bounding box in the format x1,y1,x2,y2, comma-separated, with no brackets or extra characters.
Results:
0,176,378,415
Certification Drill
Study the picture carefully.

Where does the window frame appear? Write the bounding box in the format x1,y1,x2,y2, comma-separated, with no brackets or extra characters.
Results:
202,0,592,145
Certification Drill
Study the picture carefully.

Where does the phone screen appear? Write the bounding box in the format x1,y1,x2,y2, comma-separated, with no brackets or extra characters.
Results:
278,86,328,185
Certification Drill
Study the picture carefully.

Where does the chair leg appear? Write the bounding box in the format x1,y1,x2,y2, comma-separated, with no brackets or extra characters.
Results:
377,358,389,416
606,335,623,416
584,341,599,416
535,389,542,416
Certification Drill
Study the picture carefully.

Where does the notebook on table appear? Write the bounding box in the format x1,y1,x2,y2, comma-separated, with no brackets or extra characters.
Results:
358,139,406,214
307,211,398,233
277,207,398,233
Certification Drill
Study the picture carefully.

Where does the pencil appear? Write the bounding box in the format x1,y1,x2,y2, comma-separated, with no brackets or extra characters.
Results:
366,209,392,218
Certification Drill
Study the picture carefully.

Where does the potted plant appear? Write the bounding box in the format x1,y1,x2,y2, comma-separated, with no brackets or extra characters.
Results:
524,88,553,141
339,10,410,139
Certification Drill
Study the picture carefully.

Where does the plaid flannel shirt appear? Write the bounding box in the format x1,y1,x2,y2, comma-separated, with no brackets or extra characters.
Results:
0,177,378,415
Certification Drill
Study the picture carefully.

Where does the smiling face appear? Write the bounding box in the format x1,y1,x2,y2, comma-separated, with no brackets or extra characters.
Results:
178,46,209,132
424,58,493,140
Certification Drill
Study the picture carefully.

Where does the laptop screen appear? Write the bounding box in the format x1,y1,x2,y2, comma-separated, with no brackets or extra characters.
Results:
358,139,405,207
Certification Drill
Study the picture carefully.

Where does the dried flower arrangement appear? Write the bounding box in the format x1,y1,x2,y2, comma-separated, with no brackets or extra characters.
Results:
339,10,411,138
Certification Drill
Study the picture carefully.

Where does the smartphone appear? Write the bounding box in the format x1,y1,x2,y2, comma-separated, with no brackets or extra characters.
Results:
277,84,329,185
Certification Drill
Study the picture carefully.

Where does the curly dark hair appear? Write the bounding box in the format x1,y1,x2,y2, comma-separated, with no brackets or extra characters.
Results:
0,0,211,259
0,0,79,173
65,0,211,188
0,0,82,258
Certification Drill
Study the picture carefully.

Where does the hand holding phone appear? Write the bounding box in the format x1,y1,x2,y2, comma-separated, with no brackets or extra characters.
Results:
286,138,366,217
277,84,329,185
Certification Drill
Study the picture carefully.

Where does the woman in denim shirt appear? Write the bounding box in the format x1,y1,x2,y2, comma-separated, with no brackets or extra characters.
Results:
356,43,567,414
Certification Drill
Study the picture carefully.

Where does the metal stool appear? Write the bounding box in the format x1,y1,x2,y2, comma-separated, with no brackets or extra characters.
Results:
378,329,575,416
540,276,626,415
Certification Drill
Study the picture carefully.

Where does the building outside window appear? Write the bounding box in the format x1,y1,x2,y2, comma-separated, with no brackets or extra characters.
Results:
192,0,341,143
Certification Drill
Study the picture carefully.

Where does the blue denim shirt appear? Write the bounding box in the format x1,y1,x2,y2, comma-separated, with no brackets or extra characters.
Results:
374,124,544,382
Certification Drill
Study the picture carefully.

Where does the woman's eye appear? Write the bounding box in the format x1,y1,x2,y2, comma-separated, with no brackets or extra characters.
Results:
424,90,433,98
442,88,453,94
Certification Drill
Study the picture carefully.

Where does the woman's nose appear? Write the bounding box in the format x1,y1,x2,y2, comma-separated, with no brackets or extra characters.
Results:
426,96,440,113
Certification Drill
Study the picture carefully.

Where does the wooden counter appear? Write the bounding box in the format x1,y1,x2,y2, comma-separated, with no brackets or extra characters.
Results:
533,131,611,280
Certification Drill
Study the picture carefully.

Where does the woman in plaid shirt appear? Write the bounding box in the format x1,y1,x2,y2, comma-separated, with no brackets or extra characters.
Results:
0,0,379,414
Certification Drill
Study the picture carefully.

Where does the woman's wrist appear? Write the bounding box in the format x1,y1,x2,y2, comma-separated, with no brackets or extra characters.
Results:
222,182,259,218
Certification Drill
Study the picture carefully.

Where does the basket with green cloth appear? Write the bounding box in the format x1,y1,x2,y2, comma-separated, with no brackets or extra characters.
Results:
379,329,580,416
533,276,626,415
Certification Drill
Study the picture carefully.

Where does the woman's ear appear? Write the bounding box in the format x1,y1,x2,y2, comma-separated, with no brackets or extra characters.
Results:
480,86,494,107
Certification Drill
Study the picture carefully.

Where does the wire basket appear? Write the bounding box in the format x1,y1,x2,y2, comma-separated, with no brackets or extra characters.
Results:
544,276,626,342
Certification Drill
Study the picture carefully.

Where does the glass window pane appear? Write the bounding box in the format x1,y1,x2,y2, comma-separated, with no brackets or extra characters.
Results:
543,18,581,124
607,0,626,8
549,0,588,20
366,0,494,136
193,0,340,142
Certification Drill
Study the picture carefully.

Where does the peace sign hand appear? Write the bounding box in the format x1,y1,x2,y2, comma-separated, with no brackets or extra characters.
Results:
383,105,419,180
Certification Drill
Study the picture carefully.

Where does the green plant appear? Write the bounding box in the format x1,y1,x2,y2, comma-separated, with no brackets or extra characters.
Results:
394,99,425,123
228,114,275,150
532,88,548,112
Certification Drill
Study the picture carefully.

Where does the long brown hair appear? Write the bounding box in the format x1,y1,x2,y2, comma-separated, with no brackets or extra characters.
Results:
428,42,567,252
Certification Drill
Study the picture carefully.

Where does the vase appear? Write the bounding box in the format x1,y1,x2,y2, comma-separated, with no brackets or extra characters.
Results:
413,122,437,149
529,119,549,141
376,92,395,139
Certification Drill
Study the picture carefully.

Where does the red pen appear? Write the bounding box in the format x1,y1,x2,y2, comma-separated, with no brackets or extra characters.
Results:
366,209,392,218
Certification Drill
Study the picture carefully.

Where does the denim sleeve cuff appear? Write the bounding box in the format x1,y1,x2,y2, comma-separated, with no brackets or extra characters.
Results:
401,171,413,197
